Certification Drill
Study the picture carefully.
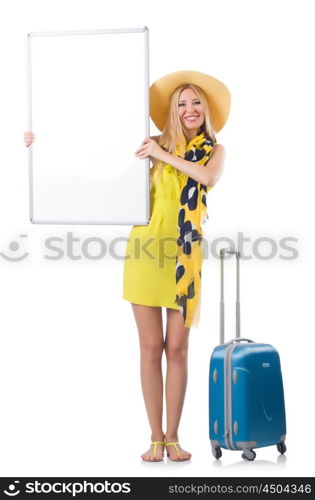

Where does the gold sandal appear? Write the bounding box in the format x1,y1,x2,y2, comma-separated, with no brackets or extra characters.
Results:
164,442,191,461
141,441,165,462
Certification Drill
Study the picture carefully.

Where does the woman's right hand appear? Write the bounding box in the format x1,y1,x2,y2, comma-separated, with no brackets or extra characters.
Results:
24,131,35,147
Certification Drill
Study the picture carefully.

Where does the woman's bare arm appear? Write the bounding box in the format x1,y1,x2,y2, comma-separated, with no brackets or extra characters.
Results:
150,135,161,144
160,144,225,187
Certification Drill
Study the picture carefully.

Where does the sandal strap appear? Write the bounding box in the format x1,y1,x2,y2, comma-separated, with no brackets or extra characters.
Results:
151,441,165,458
164,442,180,455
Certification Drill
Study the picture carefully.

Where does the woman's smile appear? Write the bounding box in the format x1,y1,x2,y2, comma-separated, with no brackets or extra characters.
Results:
184,115,199,122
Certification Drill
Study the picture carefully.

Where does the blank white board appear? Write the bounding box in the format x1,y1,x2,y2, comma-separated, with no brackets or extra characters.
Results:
27,27,150,224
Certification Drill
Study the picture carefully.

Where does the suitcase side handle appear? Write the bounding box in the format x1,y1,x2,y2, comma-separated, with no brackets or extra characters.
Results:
220,247,241,345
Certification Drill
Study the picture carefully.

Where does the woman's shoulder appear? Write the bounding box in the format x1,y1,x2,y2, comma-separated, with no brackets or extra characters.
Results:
211,142,225,155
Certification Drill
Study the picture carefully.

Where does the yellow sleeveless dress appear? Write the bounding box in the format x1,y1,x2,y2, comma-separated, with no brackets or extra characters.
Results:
122,162,182,310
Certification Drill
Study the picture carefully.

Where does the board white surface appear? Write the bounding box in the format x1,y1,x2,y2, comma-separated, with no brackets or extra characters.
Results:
27,27,150,224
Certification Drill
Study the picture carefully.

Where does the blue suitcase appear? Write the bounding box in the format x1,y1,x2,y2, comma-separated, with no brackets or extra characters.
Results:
209,247,287,461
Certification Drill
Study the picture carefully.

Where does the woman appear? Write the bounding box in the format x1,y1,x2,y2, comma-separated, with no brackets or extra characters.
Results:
24,70,230,462
122,71,230,461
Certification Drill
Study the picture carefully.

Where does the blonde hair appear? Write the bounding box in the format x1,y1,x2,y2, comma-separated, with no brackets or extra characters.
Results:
151,83,216,183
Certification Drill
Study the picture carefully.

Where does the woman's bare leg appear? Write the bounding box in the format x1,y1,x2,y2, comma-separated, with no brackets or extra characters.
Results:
131,303,165,461
164,308,191,460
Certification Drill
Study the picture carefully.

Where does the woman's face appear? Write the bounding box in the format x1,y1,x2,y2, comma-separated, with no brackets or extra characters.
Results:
178,88,205,136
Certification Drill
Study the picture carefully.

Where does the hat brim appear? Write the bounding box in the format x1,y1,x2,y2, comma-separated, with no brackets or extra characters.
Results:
149,70,231,133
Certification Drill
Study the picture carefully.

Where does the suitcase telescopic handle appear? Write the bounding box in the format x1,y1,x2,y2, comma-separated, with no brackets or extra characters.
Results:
219,247,241,345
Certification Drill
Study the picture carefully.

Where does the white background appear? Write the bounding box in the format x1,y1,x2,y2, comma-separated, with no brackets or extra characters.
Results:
0,0,314,478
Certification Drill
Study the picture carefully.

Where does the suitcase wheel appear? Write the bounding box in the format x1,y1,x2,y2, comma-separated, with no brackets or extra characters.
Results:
277,442,287,454
212,446,222,460
241,449,256,461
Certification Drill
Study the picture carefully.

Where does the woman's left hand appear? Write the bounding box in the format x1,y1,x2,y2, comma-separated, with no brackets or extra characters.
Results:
135,138,166,162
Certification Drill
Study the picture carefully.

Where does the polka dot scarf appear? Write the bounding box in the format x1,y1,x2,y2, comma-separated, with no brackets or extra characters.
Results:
174,131,216,328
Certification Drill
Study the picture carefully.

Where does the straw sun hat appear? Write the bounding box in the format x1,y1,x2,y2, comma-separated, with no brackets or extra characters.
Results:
149,70,231,133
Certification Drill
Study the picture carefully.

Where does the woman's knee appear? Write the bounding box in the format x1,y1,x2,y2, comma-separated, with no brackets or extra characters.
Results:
140,340,164,362
165,343,188,363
